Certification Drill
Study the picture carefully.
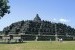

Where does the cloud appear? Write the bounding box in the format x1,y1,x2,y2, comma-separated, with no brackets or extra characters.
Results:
53,18,57,21
52,18,70,23
59,18,69,23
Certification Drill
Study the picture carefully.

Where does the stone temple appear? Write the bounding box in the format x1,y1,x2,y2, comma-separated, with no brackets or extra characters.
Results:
2,14,75,41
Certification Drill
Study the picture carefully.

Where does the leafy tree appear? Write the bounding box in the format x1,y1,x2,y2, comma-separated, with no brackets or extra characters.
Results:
0,0,10,18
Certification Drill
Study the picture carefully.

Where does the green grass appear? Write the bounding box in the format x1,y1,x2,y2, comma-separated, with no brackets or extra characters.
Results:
0,41,75,50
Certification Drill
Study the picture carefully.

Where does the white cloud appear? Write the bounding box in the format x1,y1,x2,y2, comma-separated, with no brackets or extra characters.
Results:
52,18,70,23
53,18,57,21
59,18,69,23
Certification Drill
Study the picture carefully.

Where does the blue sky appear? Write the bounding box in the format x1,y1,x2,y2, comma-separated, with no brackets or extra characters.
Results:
0,0,75,31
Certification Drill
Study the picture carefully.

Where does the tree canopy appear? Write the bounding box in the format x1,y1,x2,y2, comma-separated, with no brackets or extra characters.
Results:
0,0,10,18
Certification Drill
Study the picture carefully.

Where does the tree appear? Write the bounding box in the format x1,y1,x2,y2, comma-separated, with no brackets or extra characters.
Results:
0,0,10,18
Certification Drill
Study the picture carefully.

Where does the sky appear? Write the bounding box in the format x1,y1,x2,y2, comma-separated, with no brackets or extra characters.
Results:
0,0,75,31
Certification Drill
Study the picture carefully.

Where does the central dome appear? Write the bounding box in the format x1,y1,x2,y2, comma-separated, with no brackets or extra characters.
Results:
34,14,41,22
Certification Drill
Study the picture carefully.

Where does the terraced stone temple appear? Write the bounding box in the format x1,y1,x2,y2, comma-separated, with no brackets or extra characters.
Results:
1,14,75,41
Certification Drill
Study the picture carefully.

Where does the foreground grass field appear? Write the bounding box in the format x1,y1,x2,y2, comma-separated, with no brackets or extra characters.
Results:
0,41,75,50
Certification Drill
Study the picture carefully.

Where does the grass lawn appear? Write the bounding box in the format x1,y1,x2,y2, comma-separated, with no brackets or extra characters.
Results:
0,41,75,50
